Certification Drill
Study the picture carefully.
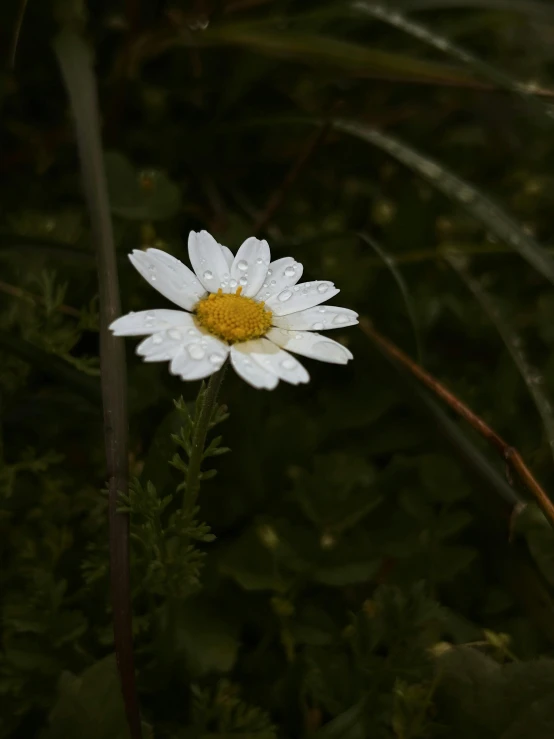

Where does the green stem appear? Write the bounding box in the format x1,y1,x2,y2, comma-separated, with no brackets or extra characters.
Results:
184,366,226,511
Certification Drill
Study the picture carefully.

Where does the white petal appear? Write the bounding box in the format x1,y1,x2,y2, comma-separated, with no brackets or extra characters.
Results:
254,257,303,302
266,327,353,365
221,245,234,269
129,249,206,311
265,281,340,316
230,343,279,390
237,337,309,385
230,237,271,297
272,305,358,331
170,336,229,380
110,309,194,336
136,328,191,362
188,231,231,293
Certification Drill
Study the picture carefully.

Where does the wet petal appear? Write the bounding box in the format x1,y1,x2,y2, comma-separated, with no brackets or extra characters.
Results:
129,248,205,310
110,309,194,336
272,305,358,331
265,281,339,316
266,327,353,364
254,257,303,302
230,237,271,297
188,231,231,293
230,342,279,389
170,335,229,380
239,337,309,385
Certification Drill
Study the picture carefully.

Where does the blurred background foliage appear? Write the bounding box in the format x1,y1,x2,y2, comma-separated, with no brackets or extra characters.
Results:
4,0,554,736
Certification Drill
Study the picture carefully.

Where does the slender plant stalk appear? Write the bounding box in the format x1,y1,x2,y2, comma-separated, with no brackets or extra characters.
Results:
53,30,142,739
360,317,554,530
184,366,226,511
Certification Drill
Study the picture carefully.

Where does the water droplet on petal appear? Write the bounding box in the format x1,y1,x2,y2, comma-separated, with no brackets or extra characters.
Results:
237,260,248,271
284,265,296,277
209,352,224,365
145,313,155,322
270,280,276,286
278,290,292,302
294,333,302,340
151,275,157,282
203,270,213,281
230,278,238,288
256,257,263,265
281,358,296,370
188,344,205,360
188,329,197,336
168,329,182,340
267,269,272,276
239,276,248,286
333,313,350,326
312,322,324,330
317,283,330,294
152,334,163,345
318,307,326,313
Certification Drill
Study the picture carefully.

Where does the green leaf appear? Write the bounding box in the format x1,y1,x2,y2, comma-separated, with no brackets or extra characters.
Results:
514,504,554,587
172,597,239,677
41,655,130,739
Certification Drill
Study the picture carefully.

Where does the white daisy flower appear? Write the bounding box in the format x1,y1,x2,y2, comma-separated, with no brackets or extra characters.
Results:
109,231,358,389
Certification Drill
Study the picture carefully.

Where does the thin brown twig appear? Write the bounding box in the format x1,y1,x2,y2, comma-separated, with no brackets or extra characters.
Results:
359,317,554,530
0,279,81,318
253,122,332,235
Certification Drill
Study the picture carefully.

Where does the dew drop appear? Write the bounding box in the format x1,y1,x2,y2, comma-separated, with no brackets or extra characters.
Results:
278,290,292,302
168,329,182,340
281,358,296,370
312,322,324,330
294,333,303,340
239,276,248,286
333,313,350,326
203,270,213,281
270,280,276,286
152,334,163,345
230,278,238,288
237,260,248,271
150,275,157,282
145,313,155,322
284,265,296,278
188,344,205,360
267,269,273,276
256,257,263,265
188,329,197,336
209,353,224,365
317,283,330,294
318,307,326,314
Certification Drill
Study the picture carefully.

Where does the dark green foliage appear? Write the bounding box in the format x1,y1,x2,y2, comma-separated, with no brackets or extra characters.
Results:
4,0,554,737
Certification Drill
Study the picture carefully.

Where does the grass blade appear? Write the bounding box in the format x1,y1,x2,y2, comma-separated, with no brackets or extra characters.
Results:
332,118,554,286
352,1,554,126
447,254,554,464
204,26,486,86
358,232,423,362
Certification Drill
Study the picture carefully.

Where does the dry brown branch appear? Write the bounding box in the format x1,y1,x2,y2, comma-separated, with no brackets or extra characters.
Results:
360,317,554,529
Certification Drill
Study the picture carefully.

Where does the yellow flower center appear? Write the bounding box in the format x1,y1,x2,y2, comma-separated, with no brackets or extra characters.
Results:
195,287,273,343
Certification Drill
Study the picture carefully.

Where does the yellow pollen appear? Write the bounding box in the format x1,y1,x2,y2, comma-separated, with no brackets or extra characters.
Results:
195,287,273,343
